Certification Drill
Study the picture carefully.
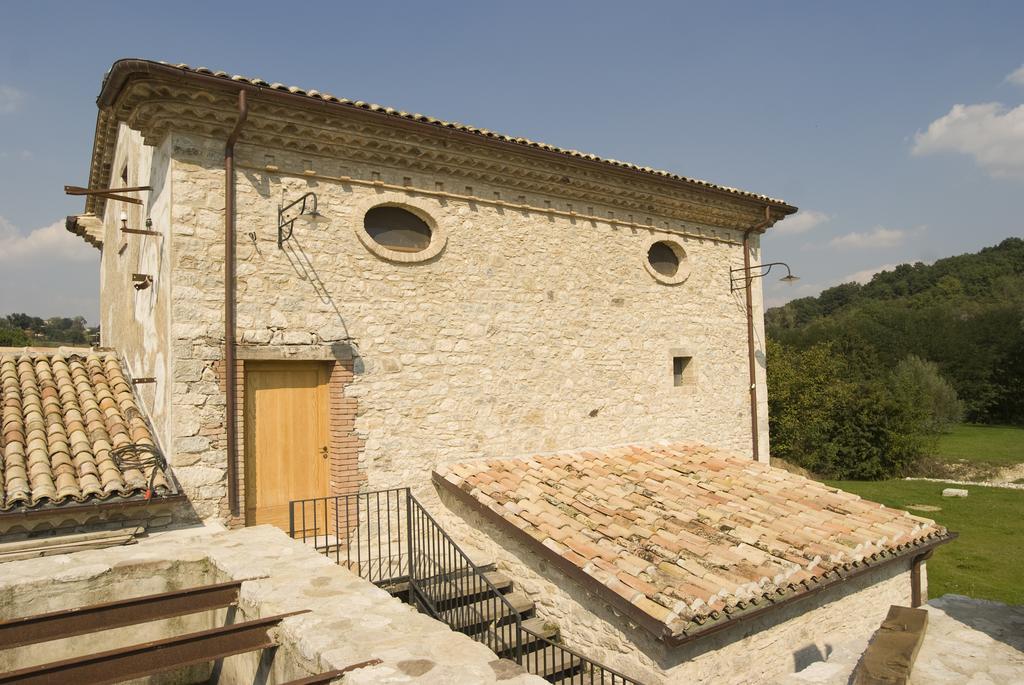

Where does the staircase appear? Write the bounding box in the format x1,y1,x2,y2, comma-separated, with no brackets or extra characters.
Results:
290,488,643,685
384,567,586,684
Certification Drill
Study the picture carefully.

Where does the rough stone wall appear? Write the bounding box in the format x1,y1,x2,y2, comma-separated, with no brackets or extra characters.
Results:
437,489,919,684
162,130,768,518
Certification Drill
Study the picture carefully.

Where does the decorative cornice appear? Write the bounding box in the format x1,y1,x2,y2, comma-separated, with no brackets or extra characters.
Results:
85,69,794,232
65,214,103,250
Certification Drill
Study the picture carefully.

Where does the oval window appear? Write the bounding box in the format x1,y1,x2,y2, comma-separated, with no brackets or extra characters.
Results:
364,206,432,253
648,241,680,276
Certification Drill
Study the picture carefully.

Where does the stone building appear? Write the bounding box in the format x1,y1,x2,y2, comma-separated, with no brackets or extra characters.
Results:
64,59,797,526
22,59,953,683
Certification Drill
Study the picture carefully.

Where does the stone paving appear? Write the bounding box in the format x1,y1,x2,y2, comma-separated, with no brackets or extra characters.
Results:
778,594,1024,684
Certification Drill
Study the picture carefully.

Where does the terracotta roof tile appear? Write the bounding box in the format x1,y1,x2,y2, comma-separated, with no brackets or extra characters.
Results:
1,350,173,512
434,441,950,639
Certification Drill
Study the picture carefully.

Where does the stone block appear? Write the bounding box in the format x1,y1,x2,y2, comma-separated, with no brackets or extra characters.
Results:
942,488,968,498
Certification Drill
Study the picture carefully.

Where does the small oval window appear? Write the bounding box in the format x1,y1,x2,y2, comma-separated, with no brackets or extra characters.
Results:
648,241,680,277
364,206,432,253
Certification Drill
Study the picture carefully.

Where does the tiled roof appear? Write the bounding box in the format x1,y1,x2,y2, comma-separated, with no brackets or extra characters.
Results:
1,349,173,512
434,442,950,641
99,59,795,210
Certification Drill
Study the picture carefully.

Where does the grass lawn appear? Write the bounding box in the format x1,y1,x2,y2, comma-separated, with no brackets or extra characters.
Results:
933,423,1024,466
827,479,1023,606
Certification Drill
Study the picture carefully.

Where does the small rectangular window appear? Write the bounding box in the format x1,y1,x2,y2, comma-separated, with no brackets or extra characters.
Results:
673,356,694,388
120,164,128,184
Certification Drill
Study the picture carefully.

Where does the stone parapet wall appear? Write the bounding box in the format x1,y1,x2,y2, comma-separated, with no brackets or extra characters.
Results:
0,524,545,684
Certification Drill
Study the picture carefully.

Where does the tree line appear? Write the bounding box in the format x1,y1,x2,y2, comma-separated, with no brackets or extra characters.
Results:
0,314,96,347
767,237,1024,478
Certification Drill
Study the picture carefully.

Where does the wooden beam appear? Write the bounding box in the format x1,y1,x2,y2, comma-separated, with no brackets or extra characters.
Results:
852,605,929,685
0,527,142,564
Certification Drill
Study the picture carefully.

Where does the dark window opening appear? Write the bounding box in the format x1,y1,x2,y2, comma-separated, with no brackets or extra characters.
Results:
120,164,129,184
364,206,432,253
648,241,679,277
673,356,694,387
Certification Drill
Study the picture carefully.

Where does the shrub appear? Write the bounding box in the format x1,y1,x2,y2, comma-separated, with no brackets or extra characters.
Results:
891,355,963,433
767,340,929,479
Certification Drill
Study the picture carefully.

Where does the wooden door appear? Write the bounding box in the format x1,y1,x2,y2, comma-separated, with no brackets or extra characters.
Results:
244,361,330,530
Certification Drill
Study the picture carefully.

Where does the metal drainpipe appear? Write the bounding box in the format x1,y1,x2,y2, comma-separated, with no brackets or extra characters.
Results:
225,90,248,518
742,206,773,461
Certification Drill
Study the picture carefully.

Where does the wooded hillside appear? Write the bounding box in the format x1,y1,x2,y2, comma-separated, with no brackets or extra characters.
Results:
768,237,1024,425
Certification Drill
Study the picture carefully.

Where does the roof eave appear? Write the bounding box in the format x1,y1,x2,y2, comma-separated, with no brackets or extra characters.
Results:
661,531,958,647
0,492,187,521
90,59,798,218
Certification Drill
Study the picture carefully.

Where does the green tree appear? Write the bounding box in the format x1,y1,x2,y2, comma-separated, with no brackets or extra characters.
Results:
768,340,930,479
892,355,963,434
0,326,30,347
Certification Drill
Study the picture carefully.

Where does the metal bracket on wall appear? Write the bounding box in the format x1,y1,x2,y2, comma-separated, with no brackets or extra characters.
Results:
131,274,153,290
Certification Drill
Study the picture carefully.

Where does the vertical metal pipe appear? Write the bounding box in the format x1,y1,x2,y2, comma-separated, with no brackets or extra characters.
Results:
224,90,248,518
742,206,772,461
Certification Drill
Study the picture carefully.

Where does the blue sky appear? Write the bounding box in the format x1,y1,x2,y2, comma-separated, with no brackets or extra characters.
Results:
1,1,1022,322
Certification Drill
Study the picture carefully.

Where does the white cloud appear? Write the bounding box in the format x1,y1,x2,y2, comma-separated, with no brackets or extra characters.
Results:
829,225,923,249
1007,64,1024,87
0,217,96,263
912,102,1024,179
839,263,899,285
773,209,830,236
0,85,25,114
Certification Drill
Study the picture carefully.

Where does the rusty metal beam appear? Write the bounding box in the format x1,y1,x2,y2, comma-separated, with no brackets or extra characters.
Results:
65,185,148,205
64,184,152,195
0,579,245,649
0,611,308,685
280,659,383,685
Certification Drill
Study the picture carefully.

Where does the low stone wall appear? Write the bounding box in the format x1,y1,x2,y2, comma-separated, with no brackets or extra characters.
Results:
0,523,545,684
436,487,921,685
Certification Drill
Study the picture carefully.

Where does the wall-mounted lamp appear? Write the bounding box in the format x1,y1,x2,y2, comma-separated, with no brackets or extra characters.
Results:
278,192,328,248
119,211,160,237
730,262,799,292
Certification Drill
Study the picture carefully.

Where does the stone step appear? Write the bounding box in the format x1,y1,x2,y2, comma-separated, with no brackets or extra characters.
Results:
386,570,512,604
444,591,535,630
521,644,583,680
552,669,624,685
491,617,560,658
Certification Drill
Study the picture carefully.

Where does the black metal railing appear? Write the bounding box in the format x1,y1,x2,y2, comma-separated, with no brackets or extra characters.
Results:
290,488,643,685
406,493,524,662
289,488,409,584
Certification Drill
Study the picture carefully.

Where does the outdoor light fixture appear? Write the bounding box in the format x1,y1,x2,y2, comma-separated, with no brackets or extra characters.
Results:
120,210,129,230
729,262,799,292
278,191,328,248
